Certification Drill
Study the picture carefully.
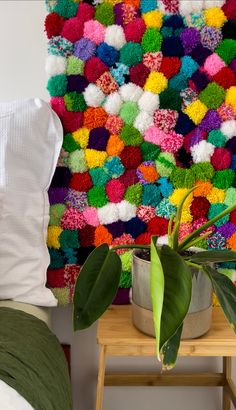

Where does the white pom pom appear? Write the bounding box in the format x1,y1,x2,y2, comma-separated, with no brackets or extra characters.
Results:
179,0,194,15
190,141,215,163
204,0,225,9
191,0,204,12
105,25,126,50
83,84,105,107
134,111,154,134
119,83,143,102
45,55,66,76
98,204,119,225
221,120,236,140
138,91,160,113
156,235,168,246
116,201,137,222
103,92,122,115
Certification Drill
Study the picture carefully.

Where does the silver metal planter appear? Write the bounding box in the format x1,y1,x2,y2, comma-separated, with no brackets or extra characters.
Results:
131,250,213,339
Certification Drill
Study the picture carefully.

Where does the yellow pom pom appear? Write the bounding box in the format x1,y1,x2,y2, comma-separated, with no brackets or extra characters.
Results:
142,10,163,28
47,226,63,249
85,149,108,168
184,100,208,125
207,187,225,204
73,128,89,148
169,188,193,206
225,86,236,112
204,8,227,29
144,72,168,94
180,205,193,223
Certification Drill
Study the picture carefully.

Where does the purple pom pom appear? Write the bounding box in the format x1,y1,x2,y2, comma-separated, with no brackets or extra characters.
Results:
88,127,110,151
67,75,89,93
180,28,201,53
199,110,221,132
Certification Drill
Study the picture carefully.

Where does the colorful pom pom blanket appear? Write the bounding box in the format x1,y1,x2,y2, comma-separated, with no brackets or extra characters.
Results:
45,0,236,305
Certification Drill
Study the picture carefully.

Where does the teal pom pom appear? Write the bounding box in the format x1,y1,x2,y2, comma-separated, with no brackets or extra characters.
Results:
104,157,125,178
156,198,176,219
54,0,78,18
89,168,110,186
120,42,143,67
207,129,226,147
60,230,80,248
169,73,188,92
208,203,229,227
47,74,68,97
49,249,64,269
142,184,161,206
180,56,199,78
141,0,157,13
63,248,78,264
158,177,174,197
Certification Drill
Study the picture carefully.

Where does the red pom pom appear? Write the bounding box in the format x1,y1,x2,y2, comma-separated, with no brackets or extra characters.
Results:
70,172,93,191
120,146,142,169
222,0,236,20
129,63,150,87
190,196,210,220
84,57,108,83
119,169,139,187
61,17,84,43
62,111,83,133
211,147,232,170
212,67,236,89
79,225,96,247
230,209,236,224
47,268,65,288
50,97,66,118
135,232,151,244
124,18,146,43
148,216,169,236
76,3,95,23
44,12,64,39
160,57,181,79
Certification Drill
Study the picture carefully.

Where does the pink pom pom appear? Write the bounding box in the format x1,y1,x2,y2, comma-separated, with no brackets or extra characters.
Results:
61,208,86,229
211,147,232,170
83,207,100,227
112,233,135,254
76,3,95,23
124,18,146,43
50,97,65,118
144,126,166,145
204,53,225,77
137,206,156,223
61,17,84,43
106,115,124,134
178,223,192,242
106,179,125,203
84,20,105,45
159,131,184,153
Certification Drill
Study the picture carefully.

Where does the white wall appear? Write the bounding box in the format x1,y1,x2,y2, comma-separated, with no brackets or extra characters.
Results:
0,2,234,409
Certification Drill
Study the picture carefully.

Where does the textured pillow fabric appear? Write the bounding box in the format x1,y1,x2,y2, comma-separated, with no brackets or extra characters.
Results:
0,98,63,306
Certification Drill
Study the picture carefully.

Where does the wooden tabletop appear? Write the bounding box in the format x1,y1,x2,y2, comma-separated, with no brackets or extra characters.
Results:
97,306,236,357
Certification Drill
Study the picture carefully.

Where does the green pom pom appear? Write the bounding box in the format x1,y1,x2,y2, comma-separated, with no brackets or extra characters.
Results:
195,239,208,249
216,39,236,64
191,162,215,181
47,74,68,97
207,129,226,147
63,133,80,153
208,203,229,227
141,28,163,52
170,168,195,188
120,251,132,271
141,142,160,161
54,0,78,18
52,288,70,306
155,152,176,177
89,168,110,186
49,249,64,269
120,101,139,125
212,169,235,189
120,124,143,146
199,82,225,109
60,230,80,248
125,184,143,206
120,42,143,67
88,186,108,208
67,56,84,75
49,204,66,226
119,270,132,288
68,150,87,173
224,188,236,207
64,92,87,112
159,88,182,111
95,3,114,26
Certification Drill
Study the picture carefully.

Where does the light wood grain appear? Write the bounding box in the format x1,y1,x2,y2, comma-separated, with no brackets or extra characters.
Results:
95,346,106,410
97,307,236,357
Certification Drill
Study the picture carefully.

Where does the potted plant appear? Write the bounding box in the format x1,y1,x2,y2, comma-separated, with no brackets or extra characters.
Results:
73,187,236,370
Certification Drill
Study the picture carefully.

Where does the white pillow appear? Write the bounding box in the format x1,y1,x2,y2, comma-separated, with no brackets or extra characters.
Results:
0,98,63,306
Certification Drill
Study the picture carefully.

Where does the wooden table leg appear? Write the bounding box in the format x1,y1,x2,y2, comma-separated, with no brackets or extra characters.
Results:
96,345,106,410
223,357,232,410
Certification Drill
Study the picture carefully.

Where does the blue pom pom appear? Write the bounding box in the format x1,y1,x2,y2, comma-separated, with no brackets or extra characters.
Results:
97,42,119,67
162,37,184,57
175,112,195,135
158,177,174,197
230,155,236,170
180,56,199,78
163,15,185,29
124,217,147,238
141,0,157,13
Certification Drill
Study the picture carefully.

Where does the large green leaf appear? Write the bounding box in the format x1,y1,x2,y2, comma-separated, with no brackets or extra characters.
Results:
161,324,183,371
187,250,236,264
159,245,192,350
203,266,236,333
73,244,121,330
150,237,164,360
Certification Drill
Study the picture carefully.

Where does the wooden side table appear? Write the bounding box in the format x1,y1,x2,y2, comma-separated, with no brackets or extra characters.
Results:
96,306,236,410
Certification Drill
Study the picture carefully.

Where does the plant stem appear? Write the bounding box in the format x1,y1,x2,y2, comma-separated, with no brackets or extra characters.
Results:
111,244,151,251
185,261,204,270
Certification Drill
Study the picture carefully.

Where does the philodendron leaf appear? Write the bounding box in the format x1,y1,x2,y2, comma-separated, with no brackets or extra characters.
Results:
151,236,164,360
203,266,236,333
161,324,183,371
187,250,236,264
159,245,192,350
73,244,121,330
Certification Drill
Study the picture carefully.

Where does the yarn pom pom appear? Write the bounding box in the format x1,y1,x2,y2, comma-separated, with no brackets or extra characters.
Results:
120,42,143,67
142,28,163,53
61,17,84,43
222,0,236,20
105,25,126,50
124,18,146,43
47,74,68,97
84,57,108,83
211,148,232,170
83,20,105,45
54,0,78,18
45,12,64,39
95,3,115,26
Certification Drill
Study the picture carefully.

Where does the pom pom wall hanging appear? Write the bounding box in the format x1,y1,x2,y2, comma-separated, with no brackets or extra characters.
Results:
45,0,236,304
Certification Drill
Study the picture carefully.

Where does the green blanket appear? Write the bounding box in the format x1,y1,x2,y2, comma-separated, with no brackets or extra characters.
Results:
0,307,72,410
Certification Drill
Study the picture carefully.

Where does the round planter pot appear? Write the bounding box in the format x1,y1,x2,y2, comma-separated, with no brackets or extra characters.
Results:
131,250,213,339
